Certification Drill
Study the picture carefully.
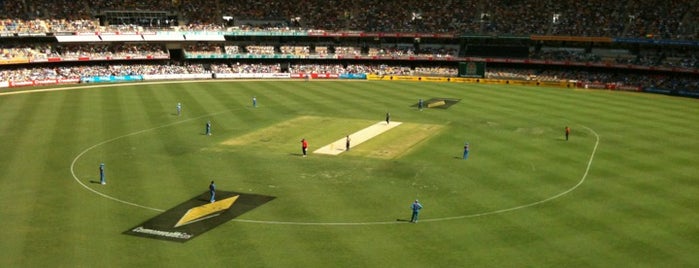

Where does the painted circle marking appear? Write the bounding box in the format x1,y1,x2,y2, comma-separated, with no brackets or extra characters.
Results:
8,81,598,226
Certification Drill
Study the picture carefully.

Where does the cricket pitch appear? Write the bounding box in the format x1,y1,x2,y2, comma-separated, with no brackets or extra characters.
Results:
219,116,444,159
314,121,403,155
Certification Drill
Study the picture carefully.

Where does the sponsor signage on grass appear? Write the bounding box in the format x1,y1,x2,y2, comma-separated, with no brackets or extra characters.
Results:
124,191,275,242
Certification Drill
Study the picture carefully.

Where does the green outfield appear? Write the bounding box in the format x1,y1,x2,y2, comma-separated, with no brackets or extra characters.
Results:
0,80,697,267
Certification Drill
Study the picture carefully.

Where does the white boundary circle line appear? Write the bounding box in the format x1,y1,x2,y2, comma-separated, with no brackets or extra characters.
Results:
69,109,230,212
8,81,599,225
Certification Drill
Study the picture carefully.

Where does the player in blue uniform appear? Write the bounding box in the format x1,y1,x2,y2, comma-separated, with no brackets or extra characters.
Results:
206,121,212,136
410,200,423,223
99,163,106,185
463,142,470,159
209,181,216,203
252,97,257,108
176,102,182,116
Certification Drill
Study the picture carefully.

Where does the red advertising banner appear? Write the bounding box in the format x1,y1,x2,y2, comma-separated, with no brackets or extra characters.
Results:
8,79,80,88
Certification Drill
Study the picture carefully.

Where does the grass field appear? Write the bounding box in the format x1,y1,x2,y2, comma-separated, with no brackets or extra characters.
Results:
0,80,697,267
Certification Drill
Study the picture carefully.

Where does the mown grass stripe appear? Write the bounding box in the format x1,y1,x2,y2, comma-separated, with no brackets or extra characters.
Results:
1,80,697,267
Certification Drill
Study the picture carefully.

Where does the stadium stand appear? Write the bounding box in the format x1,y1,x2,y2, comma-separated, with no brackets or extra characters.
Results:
1,0,697,38
0,0,698,96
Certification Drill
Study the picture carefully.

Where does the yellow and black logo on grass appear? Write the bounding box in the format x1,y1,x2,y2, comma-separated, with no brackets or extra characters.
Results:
414,98,461,109
124,191,275,242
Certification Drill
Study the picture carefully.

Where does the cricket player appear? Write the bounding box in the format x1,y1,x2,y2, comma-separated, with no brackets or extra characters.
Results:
418,99,423,111
206,121,212,136
252,97,257,108
410,200,423,223
565,126,570,141
209,181,216,203
301,138,308,157
463,143,470,159
99,163,106,185
176,102,182,116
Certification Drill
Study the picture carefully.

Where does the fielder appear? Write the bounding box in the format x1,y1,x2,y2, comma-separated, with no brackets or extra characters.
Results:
463,143,470,159
209,181,216,203
99,163,106,185
410,200,423,223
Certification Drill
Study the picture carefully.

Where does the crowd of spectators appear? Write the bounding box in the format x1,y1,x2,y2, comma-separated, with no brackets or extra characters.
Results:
244,45,275,55
530,49,603,63
289,64,345,74
546,0,627,37
368,46,458,58
220,63,282,73
184,42,222,55
1,0,697,39
224,45,239,55
2,63,698,91
623,0,694,40
9,41,686,71
0,66,78,82
183,44,460,58
529,48,699,70
0,62,204,82
280,46,310,56
1,44,50,60
0,43,168,61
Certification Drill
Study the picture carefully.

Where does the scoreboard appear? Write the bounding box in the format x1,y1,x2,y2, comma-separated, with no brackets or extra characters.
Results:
458,62,486,78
